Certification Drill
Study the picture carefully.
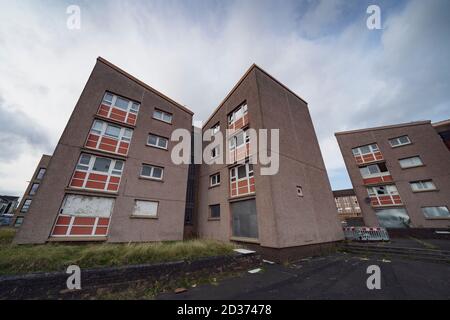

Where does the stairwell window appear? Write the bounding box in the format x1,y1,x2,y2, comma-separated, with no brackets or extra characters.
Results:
21,199,32,213
389,135,411,147
36,168,46,180
399,156,423,169
211,123,220,135
209,204,220,219
29,183,39,196
210,173,220,187
153,109,172,124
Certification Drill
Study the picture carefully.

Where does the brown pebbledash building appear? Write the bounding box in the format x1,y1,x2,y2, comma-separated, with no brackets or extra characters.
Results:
335,121,450,230
14,57,344,256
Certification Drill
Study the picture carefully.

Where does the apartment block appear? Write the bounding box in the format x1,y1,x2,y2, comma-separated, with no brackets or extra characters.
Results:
14,58,193,244
335,121,450,230
12,154,51,228
196,64,344,256
14,58,344,256
332,189,362,222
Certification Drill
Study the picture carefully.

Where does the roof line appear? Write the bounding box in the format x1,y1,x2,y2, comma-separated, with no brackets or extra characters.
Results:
335,120,431,136
432,118,450,127
202,63,308,128
97,57,194,115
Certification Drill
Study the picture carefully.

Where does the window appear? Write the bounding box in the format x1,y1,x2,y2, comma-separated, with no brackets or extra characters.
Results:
229,129,250,150
389,135,411,147
410,180,436,192
211,146,220,159
367,185,399,196
210,173,220,187
101,92,140,113
352,143,379,156
153,109,173,123
399,156,423,168
70,154,124,192
209,204,220,219
105,124,121,138
133,200,158,218
98,92,140,125
36,168,46,180
52,195,114,237
228,103,248,125
20,199,32,213
93,157,111,173
367,184,402,206
87,120,133,155
231,199,258,239
14,217,24,227
359,162,389,178
376,208,410,228
29,183,39,196
147,134,169,149
230,162,255,197
211,123,220,135
422,207,450,218
141,165,164,180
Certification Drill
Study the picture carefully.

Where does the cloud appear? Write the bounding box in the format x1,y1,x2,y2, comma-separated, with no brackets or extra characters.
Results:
0,0,449,195
0,96,51,161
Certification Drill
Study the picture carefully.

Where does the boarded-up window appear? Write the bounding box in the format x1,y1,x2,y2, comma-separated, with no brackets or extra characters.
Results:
60,195,114,217
51,195,114,238
133,200,158,217
231,199,258,239
375,208,410,228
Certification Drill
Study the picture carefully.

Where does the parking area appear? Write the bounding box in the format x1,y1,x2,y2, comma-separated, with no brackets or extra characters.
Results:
158,252,450,300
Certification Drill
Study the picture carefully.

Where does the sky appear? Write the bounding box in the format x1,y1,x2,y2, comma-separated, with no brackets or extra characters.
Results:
0,0,449,196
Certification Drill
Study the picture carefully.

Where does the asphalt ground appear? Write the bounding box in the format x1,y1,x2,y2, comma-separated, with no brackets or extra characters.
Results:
158,252,450,300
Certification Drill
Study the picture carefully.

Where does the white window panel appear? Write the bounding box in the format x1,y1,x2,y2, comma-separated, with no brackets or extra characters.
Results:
399,156,423,168
133,200,158,217
60,195,114,218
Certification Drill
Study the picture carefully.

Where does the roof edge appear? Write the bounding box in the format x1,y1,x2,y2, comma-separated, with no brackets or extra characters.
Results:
97,57,194,116
335,120,431,136
202,63,308,128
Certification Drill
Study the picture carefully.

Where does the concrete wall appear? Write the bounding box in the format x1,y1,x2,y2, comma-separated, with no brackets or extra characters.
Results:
196,65,344,248
336,122,450,229
14,59,192,244
254,68,344,248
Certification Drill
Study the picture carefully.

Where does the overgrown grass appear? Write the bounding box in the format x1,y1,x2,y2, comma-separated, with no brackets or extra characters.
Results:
0,228,237,275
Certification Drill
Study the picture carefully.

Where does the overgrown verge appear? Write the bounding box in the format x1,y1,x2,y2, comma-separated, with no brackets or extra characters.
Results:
0,228,237,275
